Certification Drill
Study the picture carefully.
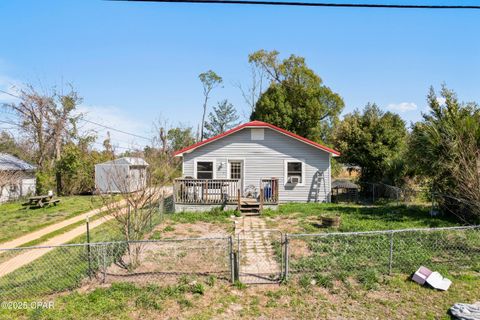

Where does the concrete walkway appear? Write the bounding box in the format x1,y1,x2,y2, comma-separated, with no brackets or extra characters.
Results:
236,216,281,284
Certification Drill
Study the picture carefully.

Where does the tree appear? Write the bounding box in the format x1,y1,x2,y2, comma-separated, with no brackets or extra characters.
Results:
204,100,240,138
236,64,265,115
409,86,480,222
333,103,407,183
167,126,196,152
4,83,84,194
249,50,344,143
199,70,222,141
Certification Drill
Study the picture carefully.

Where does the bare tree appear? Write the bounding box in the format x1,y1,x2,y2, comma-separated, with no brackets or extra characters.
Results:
4,83,83,194
236,64,265,118
98,154,177,269
152,117,170,154
199,70,222,141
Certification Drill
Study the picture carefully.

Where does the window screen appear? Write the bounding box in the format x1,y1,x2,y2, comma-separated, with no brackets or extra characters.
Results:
196,161,213,179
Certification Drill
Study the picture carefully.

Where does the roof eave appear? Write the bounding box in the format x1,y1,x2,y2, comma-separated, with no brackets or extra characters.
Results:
172,121,341,157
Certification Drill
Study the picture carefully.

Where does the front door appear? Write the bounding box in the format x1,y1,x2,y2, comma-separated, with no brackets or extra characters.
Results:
229,160,243,194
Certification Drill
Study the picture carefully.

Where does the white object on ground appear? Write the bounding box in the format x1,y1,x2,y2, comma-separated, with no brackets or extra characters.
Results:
412,266,432,285
425,271,452,291
450,302,480,320
412,266,452,290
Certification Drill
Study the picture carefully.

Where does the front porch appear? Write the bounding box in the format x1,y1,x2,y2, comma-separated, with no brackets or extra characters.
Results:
173,178,279,213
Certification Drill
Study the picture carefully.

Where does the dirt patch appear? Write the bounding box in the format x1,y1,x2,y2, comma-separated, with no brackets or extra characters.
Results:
157,221,230,239
264,215,302,233
289,238,312,259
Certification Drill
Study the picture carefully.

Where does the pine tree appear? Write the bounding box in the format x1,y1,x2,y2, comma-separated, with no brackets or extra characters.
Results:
204,100,240,138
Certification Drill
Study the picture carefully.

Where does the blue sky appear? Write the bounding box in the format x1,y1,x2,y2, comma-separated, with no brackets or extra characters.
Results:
0,0,479,149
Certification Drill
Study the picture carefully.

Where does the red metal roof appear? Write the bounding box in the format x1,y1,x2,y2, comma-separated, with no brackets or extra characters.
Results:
173,120,341,156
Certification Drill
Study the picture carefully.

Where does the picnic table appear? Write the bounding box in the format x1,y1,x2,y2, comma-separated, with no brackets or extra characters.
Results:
22,195,61,209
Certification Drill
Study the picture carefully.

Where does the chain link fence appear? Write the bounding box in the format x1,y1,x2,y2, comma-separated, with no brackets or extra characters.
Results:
0,226,479,300
0,237,231,300
286,226,480,280
332,181,429,204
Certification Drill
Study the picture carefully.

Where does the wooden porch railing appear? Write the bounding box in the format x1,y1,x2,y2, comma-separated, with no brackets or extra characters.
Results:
259,178,279,205
173,179,240,204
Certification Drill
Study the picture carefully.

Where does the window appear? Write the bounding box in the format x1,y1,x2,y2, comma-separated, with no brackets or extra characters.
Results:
229,161,242,180
285,161,303,185
196,161,213,179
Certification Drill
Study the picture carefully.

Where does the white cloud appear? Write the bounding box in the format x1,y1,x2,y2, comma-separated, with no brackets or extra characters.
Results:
386,102,418,113
77,105,150,151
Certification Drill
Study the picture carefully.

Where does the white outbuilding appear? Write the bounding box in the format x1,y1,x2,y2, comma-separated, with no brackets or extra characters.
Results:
94,157,149,194
0,153,36,203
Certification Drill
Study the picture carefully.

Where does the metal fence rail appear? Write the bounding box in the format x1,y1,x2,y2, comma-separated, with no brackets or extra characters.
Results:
0,226,478,300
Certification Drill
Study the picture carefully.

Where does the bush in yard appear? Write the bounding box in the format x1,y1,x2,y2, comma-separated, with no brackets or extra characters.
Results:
408,85,480,223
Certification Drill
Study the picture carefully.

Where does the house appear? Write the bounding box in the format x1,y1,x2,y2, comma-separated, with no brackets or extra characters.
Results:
0,153,36,203
94,157,149,194
173,121,340,213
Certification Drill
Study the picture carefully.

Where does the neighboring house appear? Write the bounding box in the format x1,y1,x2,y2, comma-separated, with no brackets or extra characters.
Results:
95,157,149,194
0,153,36,203
173,121,340,213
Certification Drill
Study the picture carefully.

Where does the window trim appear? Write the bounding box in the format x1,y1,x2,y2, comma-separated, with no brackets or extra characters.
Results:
193,159,216,179
284,159,305,186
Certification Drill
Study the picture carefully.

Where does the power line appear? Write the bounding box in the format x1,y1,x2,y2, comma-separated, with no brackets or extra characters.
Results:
80,118,152,141
111,0,480,9
0,120,22,127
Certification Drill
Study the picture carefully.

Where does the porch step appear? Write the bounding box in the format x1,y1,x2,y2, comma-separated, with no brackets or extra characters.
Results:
238,198,261,215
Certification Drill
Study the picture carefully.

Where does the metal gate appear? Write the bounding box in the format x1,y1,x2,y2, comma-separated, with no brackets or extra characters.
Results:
236,229,285,284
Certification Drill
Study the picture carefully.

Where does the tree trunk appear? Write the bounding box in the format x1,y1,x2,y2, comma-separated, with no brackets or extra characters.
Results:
201,96,208,141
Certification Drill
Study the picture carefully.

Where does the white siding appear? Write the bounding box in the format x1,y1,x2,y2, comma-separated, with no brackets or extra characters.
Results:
182,128,332,202
0,172,36,203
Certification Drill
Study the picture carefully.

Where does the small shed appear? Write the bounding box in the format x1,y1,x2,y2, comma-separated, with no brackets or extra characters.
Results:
331,179,360,203
95,157,149,194
0,153,36,203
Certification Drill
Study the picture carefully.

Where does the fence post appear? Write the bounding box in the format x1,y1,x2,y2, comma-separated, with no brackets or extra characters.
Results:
86,216,92,279
102,244,107,283
284,234,289,280
388,231,394,275
229,236,235,284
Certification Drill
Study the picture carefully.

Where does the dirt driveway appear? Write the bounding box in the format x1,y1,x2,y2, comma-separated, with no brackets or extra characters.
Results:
0,187,172,278
0,200,127,249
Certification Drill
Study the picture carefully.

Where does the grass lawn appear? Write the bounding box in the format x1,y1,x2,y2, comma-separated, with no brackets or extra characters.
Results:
0,202,477,319
0,196,105,244
263,202,460,233
2,273,479,320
